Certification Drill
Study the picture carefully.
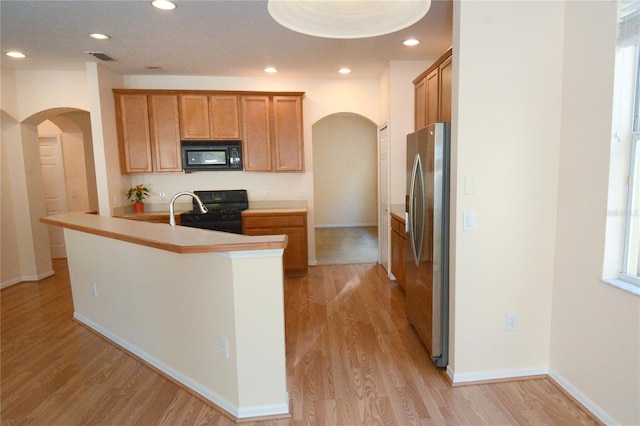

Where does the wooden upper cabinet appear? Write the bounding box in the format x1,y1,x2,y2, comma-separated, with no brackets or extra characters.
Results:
149,95,182,172
414,78,426,130
438,55,453,124
413,47,453,130
273,96,304,172
116,94,153,173
241,96,272,171
210,95,240,139
114,89,303,174
425,68,439,128
241,95,304,172
179,95,211,139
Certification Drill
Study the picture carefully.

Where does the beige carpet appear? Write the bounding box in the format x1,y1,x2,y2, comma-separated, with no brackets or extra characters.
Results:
315,226,378,265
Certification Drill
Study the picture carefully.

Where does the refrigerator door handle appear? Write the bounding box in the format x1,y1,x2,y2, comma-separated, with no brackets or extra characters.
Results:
409,153,424,265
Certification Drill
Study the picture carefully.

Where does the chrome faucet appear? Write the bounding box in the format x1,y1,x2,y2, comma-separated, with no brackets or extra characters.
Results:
169,191,208,227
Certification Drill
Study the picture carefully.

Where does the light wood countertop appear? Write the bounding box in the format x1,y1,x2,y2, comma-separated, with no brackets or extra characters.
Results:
390,204,407,223
41,212,287,254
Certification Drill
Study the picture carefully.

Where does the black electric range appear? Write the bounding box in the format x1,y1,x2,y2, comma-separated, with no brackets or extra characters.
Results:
179,190,248,234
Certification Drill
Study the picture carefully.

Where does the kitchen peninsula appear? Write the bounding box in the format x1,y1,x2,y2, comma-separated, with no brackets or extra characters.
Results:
40,212,290,421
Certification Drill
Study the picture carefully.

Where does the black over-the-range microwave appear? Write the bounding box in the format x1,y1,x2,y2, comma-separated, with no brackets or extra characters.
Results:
181,140,243,172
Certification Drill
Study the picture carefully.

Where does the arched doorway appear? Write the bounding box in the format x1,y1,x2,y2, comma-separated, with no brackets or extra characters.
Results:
27,108,97,259
36,112,97,257
312,112,378,265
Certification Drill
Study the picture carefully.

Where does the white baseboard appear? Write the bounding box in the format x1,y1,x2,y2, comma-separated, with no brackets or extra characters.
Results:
548,368,617,426
446,365,616,425
74,312,289,420
1,270,55,289
315,223,377,228
447,365,549,384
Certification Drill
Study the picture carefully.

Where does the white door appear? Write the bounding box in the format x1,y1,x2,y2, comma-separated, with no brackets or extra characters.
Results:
39,135,68,258
378,124,390,273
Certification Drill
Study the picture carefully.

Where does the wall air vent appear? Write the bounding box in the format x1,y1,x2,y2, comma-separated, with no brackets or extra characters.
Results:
85,51,114,61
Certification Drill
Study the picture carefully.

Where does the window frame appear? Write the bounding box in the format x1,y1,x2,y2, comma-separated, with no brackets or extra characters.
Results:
620,42,640,289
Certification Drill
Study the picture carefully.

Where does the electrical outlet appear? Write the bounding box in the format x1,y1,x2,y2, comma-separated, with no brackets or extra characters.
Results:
264,190,271,200
506,313,518,331
218,336,229,359
91,282,98,297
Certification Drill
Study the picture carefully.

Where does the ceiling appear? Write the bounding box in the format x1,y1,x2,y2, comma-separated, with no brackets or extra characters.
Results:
0,0,452,79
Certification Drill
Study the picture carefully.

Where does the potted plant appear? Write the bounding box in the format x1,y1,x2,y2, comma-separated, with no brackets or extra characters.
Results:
126,184,150,213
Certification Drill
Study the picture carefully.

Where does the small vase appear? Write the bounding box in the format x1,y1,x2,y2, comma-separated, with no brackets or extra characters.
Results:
134,202,144,214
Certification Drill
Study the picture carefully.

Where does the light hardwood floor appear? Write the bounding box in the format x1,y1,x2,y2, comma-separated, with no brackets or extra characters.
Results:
1,259,601,425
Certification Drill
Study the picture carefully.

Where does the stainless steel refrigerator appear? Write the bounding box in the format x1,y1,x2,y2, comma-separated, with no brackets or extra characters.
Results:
405,122,450,368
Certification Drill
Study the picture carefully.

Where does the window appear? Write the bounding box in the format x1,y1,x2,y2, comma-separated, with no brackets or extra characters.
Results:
621,45,640,287
603,1,640,295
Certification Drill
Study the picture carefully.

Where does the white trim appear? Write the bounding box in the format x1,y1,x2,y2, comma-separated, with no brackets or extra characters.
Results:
548,368,618,426
74,312,289,419
315,223,377,228
214,249,284,260
1,277,24,289
446,365,617,425
447,365,549,384
601,277,640,296
1,270,55,289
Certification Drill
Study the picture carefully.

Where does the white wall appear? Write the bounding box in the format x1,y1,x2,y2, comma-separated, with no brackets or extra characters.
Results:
453,1,639,424
86,62,126,216
1,68,92,286
64,228,287,418
2,67,24,286
451,0,563,380
551,2,640,425
387,61,430,205
313,113,377,226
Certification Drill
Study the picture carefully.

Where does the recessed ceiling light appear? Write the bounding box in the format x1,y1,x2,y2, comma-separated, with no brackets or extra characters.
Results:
403,39,420,46
6,51,26,58
89,33,111,40
152,0,176,10
264,67,278,73
338,68,351,74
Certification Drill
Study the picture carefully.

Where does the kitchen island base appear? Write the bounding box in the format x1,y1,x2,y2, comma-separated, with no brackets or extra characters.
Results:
42,213,290,422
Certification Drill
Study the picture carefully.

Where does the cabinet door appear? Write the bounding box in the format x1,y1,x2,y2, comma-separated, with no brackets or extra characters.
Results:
179,95,211,139
273,96,304,172
426,68,439,127
241,96,272,171
281,226,308,275
391,230,402,287
116,94,152,174
414,77,426,130
242,211,308,276
210,95,240,139
149,95,182,172
438,55,453,123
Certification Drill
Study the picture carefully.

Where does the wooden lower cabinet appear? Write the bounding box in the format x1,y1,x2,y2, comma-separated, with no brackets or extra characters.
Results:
390,213,406,288
242,210,308,276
